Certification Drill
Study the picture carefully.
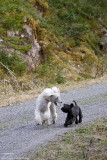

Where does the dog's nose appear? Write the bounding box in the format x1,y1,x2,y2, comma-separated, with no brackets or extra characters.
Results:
59,101,62,103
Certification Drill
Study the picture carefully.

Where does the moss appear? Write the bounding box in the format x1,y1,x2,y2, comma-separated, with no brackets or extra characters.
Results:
28,0,36,5
36,0,49,11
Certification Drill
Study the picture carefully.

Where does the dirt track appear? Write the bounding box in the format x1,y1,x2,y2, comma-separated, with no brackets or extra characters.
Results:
0,83,107,160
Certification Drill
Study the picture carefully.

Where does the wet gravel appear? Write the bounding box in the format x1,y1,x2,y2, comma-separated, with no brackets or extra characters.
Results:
0,83,107,160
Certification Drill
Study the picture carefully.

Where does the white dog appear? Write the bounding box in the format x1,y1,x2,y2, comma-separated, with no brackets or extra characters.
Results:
35,87,61,126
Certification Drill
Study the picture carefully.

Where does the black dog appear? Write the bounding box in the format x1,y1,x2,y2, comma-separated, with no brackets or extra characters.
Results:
61,101,83,127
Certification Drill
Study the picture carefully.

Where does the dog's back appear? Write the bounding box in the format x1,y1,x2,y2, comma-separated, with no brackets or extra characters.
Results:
71,105,79,116
71,101,82,117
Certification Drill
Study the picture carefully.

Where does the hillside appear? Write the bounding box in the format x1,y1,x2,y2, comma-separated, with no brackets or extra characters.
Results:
0,0,107,93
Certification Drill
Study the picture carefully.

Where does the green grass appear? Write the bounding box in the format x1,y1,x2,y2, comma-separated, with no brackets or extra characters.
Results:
0,0,107,87
45,0,106,45
0,0,42,31
31,118,107,160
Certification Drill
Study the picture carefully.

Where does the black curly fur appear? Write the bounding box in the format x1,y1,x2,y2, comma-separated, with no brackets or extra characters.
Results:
61,100,83,127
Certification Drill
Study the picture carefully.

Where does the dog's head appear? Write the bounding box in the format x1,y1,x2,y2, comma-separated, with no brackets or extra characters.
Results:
49,94,61,105
51,87,61,105
43,87,61,105
61,103,74,113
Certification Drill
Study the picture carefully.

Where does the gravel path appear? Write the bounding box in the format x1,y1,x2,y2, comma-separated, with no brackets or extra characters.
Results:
0,83,107,160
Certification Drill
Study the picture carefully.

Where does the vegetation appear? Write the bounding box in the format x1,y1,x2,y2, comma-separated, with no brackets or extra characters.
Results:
0,52,27,76
0,0,107,91
31,118,107,160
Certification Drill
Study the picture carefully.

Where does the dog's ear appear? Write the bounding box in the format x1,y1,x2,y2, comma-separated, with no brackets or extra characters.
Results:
70,103,74,108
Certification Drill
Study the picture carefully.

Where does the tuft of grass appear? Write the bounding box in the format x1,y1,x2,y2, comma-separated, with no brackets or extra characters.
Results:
0,125,9,130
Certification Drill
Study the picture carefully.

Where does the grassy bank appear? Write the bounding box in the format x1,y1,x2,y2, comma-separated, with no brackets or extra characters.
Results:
0,0,107,87
30,118,107,160
0,75,107,108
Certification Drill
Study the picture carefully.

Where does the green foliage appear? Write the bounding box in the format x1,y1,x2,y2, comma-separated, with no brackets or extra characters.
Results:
0,52,27,76
37,63,51,77
37,63,65,84
0,0,42,30
1,13,25,30
0,0,106,80
46,0,106,47
56,72,65,84
70,24,89,39
0,27,5,35
5,43,32,53
3,37,26,44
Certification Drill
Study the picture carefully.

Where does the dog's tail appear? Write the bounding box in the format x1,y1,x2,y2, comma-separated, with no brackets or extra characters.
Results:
73,100,77,106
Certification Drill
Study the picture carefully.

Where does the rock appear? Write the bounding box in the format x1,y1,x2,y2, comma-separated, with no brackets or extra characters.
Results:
27,37,41,70
100,34,107,53
0,39,3,42
22,24,42,71
15,31,19,35
23,24,32,36
23,55,35,71
2,23,42,72
7,31,15,37
35,6,43,16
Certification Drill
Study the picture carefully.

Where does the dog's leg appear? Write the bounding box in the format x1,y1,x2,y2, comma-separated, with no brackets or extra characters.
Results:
50,103,57,124
75,117,79,124
64,115,71,127
67,116,76,126
79,108,83,123
35,110,41,125
43,110,50,126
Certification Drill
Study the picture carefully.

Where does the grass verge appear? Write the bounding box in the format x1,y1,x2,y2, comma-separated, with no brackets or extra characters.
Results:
30,118,107,160
0,75,107,108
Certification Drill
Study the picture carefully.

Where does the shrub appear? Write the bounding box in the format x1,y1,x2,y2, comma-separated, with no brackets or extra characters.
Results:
0,52,27,76
56,72,65,84
70,24,89,39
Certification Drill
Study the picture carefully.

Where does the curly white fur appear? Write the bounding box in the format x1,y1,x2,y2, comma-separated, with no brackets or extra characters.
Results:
35,87,61,126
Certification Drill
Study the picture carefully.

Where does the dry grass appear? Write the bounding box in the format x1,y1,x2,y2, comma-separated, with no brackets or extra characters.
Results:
30,118,107,160
0,75,107,108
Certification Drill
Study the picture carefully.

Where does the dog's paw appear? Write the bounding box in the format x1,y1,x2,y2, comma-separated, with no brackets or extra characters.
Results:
36,121,41,125
42,120,46,125
53,120,56,124
79,119,82,123
64,123,68,127
42,120,50,126
75,120,79,124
